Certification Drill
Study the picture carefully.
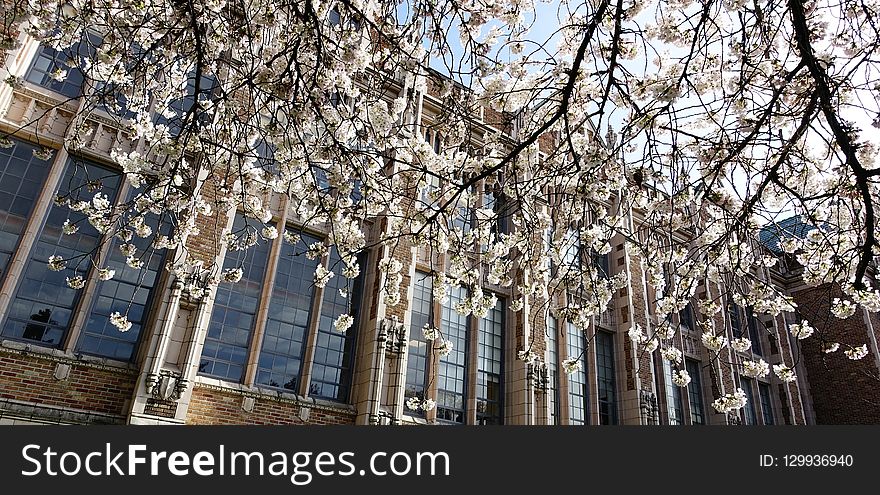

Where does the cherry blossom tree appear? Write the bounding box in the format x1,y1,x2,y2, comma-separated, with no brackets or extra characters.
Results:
2,0,879,415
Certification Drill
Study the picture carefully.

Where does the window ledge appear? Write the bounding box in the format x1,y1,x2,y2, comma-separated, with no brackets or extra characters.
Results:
192,376,357,414
0,338,138,373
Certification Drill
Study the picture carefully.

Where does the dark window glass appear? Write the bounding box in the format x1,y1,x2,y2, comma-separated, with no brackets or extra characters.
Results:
482,183,507,240
566,322,588,425
2,158,121,347
758,382,775,425
595,330,617,425
0,139,53,284
25,34,99,98
77,208,168,361
547,317,559,425
680,302,695,331
255,232,320,391
404,272,432,416
199,215,270,382
309,248,364,401
477,297,503,425
154,72,218,137
740,377,758,425
729,302,743,338
746,307,763,355
563,228,580,268
685,359,706,425
436,285,468,424
663,359,684,425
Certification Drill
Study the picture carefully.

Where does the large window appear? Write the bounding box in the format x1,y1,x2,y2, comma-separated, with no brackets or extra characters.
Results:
566,322,589,425
477,299,504,425
685,359,706,425
404,272,433,415
547,316,560,425
0,139,53,284
663,359,684,425
746,307,763,355
595,330,617,425
200,215,272,382
2,158,121,348
256,232,319,391
200,219,364,402
436,285,469,423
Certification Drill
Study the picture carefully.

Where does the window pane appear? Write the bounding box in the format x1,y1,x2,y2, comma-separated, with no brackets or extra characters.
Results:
595,330,617,425
547,317,559,425
199,215,271,382
758,382,775,425
685,359,706,424
0,139,53,284
256,231,320,391
404,272,432,416
566,322,588,425
24,35,99,99
740,377,758,425
663,359,684,425
2,158,121,347
437,285,468,424
477,297,503,425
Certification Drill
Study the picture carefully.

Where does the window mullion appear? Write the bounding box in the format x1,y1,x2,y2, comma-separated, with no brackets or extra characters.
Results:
243,201,289,387
298,249,330,398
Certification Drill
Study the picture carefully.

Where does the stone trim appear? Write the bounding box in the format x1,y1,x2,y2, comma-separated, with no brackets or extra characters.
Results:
0,397,126,425
192,377,357,416
0,339,139,375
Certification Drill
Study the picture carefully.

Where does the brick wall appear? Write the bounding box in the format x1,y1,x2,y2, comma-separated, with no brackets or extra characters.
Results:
0,348,136,421
791,284,880,424
186,385,357,425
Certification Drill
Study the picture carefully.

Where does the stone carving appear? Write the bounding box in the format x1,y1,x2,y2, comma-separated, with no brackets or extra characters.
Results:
146,370,187,401
640,390,659,425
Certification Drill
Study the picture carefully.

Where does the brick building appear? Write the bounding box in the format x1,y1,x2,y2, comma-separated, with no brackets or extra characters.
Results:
0,28,868,426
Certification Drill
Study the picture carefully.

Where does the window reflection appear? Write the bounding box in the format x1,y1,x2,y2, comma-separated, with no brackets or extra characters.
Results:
2,159,121,346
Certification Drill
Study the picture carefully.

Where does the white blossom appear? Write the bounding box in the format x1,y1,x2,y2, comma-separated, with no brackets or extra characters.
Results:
438,339,454,357
731,337,752,353
66,275,85,289
773,364,797,383
701,332,728,352
788,321,815,340
845,345,869,360
97,268,115,281
334,313,354,333
671,369,691,387
562,356,582,375
222,267,243,283
47,255,66,271
109,312,133,332
742,359,770,378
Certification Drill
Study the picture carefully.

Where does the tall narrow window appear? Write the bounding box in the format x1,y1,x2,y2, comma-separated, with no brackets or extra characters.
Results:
746,307,763,355
199,215,271,382
680,303,696,332
77,210,168,361
256,232,320,391
758,382,775,425
477,297,504,424
663,359,684,425
740,377,758,425
595,330,617,425
685,359,706,425
437,285,468,423
404,272,432,415
566,322,588,425
547,316,560,425
0,139,53,284
562,228,580,268
2,159,121,347
309,248,364,401
729,302,743,338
